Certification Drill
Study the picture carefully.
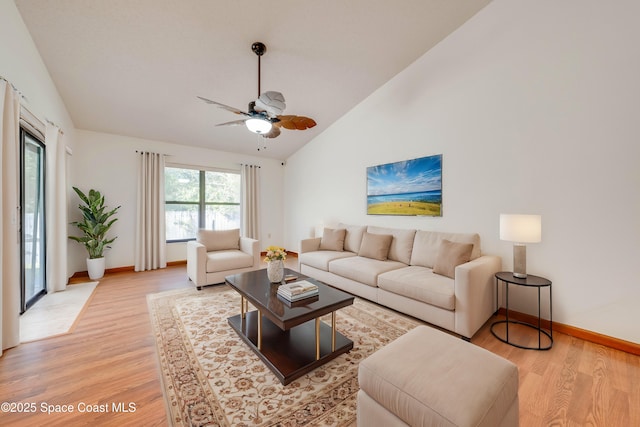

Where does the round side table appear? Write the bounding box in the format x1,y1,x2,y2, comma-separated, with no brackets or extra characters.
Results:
491,271,553,350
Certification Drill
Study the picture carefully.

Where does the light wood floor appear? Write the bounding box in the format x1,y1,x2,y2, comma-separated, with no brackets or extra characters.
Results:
0,264,638,426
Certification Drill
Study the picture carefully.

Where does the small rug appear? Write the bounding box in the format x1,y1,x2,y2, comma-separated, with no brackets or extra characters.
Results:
20,281,98,342
147,286,422,426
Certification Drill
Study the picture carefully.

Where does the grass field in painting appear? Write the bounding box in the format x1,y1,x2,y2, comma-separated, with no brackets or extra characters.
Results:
367,201,441,216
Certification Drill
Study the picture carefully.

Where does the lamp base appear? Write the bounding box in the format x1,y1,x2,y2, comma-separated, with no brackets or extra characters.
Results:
513,244,527,279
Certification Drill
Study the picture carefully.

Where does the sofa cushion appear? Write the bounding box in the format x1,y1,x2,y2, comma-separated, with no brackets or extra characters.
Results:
358,232,393,261
299,250,356,272
410,230,481,268
367,226,416,265
329,256,406,287
319,227,346,251
338,223,367,253
433,239,474,279
197,228,240,252
206,249,253,273
378,266,455,310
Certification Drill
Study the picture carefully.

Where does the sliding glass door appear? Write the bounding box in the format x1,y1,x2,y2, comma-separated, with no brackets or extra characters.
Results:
21,129,46,313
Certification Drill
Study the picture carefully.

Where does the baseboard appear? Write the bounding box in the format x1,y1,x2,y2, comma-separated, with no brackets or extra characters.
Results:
496,308,640,356
70,260,187,280
260,251,299,258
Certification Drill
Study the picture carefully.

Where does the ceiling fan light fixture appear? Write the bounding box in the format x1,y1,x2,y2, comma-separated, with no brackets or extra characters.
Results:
245,118,272,134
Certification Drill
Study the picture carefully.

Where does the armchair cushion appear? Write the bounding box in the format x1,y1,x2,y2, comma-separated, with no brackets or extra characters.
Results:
206,250,254,272
187,235,259,288
197,228,239,251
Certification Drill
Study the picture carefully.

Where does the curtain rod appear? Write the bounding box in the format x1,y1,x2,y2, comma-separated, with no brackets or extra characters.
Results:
46,119,64,135
135,150,170,156
2,75,65,136
0,75,24,99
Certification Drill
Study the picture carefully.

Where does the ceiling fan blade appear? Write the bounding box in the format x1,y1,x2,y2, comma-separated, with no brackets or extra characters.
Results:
255,91,286,117
215,119,247,127
262,125,281,139
275,115,317,130
197,96,250,116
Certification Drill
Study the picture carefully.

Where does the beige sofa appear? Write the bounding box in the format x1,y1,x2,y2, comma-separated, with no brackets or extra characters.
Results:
187,228,260,289
299,224,501,339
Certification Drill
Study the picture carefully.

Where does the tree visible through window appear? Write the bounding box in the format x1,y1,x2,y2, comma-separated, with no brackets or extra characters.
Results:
165,167,240,241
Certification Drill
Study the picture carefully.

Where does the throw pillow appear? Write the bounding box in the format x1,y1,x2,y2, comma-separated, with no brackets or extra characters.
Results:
339,224,367,253
197,228,240,252
433,239,474,279
319,228,346,251
358,232,393,261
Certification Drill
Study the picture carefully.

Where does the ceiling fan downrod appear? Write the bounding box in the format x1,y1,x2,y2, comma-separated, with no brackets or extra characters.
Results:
251,42,266,97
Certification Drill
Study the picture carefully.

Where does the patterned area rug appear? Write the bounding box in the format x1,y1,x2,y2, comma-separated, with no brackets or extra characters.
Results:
147,285,421,426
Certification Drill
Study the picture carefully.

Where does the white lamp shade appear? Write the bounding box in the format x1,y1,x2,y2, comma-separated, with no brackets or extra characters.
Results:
245,118,272,134
500,214,542,243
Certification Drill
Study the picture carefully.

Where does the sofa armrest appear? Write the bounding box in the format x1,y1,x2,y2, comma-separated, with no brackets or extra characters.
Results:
300,237,321,253
239,237,260,268
453,255,502,339
187,241,208,287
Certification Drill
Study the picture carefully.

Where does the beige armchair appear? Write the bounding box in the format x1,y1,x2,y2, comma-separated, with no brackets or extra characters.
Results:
187,228,260,289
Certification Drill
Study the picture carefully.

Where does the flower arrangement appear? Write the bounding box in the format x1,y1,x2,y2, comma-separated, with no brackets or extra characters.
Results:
264,246,287,262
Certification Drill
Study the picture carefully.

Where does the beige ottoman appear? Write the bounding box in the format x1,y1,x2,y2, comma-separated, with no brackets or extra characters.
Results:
357,326,519,427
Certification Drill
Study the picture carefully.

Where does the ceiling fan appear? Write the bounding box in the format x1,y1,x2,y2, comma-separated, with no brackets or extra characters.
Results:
198,42,317,139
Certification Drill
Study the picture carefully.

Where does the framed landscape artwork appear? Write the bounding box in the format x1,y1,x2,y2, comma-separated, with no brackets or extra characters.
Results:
367,154,442,216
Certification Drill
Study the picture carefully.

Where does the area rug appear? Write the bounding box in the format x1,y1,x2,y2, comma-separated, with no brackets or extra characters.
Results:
20,281,98,342
147,285,422,426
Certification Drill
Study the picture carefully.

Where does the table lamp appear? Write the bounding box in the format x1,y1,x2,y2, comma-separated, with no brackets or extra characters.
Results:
500,214,541,279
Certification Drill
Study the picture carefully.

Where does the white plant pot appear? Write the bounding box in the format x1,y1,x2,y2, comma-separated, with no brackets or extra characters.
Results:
87,257,106,280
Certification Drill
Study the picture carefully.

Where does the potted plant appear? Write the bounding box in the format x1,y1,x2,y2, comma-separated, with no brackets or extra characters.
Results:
68,187,120,280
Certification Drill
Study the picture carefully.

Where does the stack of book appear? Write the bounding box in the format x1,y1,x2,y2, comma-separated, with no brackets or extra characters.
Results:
277,280,319,302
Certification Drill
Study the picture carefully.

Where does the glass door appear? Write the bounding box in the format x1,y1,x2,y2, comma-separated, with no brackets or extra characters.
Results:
21,129,46,313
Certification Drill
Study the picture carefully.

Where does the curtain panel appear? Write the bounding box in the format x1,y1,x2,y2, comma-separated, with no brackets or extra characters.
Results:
135,151,166,271
45,123,68,292
240,164,260,239
0,80,21,353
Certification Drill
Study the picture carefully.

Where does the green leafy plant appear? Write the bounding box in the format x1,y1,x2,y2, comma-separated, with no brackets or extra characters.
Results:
68,187,120,259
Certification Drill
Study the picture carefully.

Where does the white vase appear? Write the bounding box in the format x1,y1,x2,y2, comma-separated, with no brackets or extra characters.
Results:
267,260,284,283
87,257,106,280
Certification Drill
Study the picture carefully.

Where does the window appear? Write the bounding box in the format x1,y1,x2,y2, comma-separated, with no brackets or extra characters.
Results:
165,167,240,242
20,128,47,312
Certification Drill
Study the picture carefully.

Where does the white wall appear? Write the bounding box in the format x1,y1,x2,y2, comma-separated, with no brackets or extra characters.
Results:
284,0,640,344
0,0,76,279
0,0,74,133
69,130,285,274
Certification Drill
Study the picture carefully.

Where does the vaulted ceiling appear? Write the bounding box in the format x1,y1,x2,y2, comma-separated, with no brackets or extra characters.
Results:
16,0,491,159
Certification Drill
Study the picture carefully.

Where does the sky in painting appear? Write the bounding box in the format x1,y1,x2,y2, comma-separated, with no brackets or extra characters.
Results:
367,155,442,196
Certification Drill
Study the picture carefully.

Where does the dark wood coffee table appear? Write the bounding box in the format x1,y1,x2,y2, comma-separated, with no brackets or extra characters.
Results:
225,268,355,385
